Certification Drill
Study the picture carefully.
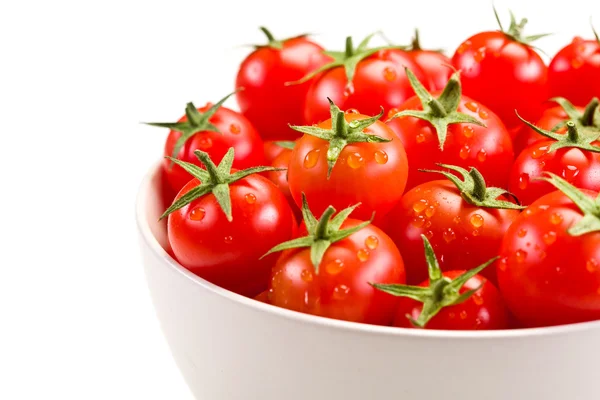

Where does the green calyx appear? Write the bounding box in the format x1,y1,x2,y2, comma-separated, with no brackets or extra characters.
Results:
420,164,525,210
592,21,600,45
406,28,444,53
160,148,280,221
262,194,372,274
540,173,600,236
550,97,600,131
287,32,403,88
290,98,390,177
516,111,600,154
387,68,485,150
493,6,551,46
372,235,497,328
146,90,239,167
274,141,296,150
253,27,309,50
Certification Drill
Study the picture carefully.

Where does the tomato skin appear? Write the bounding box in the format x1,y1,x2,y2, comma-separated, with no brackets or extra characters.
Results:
288,113,409,221
513,104,580,156
236,37,330,140
265,147,301,220
263,140,288,164
167,175,296,297
393,270,509,330
162,106,265,193
386,94,513,191
303,49,428,124
549,37,600,107
408,50,452,90
497,190,600,327
269,219,405,325
508,141,600,206
452,31,548,130
384,180,520,284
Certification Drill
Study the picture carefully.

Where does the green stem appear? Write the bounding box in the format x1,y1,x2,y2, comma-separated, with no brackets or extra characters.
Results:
431,278,450,302
259,26,276,43
566,121,579,142
315,207,336,238
411,28,421,50
333,108,348,137
582,98,599,126
470,168,488,201
196,151,223,184
428,98,448,117
345,36,354,58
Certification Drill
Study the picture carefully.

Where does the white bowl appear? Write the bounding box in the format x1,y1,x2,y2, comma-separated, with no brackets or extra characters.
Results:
137,161,600,400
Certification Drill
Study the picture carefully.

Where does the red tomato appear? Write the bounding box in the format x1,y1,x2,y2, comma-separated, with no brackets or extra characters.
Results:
509,121,600,205
236,28,330,140
452,14,548,130
549,32,600,107
288,103,409,221
384,166,522,284
513,103,582,156
387,70,513,191
264,140,294,164
405,29,452,90
393,270,508,330
303,35,428,124
268,216,405,325
150,95,266,194
265,145,301,220
498,175,600,327
165,149,296,297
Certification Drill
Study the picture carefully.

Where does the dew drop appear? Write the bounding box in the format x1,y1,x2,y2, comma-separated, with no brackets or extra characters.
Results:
413,199,428,214
301,269,313,282
347,152,364,169
365,236,379,250
343,82,355,96
453,215,462,224
561,165,579,181
189,207,205,221
463,126,474,138
443,228,456,243
229,123,241,134
498,257,508,271
518,173,529,190
424,220,432,229
416,132,426,143
333,284,350,300
460,310,468,320
303,149,320,168
469,214,484,228
198,136,213,149
543,231,557,245
345,108,360,114
386,108,399,119
449,312,456,319
374,150,388,164
571,57,584,69
459,145,470,160
517,228,527,238
325,259,344,275
425,205,436,218
465,101,479,112
478,109,489,120
457,40,472,54
425,230,434,239
472,229,480,236
477,149,487,162
473,295,484,306
473,47,486,62
357,249,370,262
383,66,397,81
412,215,426,228
245,193,256,204
224,235,233,244
515,249,527,263
587,259,598,273
532,145,550,159
550,213,563,225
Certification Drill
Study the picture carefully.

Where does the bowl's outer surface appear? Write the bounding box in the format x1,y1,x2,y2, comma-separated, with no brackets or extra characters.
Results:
137,162,600,400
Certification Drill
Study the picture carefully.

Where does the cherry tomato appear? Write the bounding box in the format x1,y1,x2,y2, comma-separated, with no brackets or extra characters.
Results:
265,144,301,219
509,121,600,205
549,32,600,107
387,70,513,191
498,174,600,327
165,149,296,297
150,93,266,194
236,28,330,140
452,13,548,130
405,29,452,90
288,102,409,221
264,140,294,164
384,165,522,284
303,35,428,124
267,201,406,325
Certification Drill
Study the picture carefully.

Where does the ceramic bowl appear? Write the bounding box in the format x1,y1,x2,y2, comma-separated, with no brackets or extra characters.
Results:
137,161,600,400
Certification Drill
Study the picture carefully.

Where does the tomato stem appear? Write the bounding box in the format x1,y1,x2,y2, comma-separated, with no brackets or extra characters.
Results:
582,98,599,127
345,36,354,58
315,206,336,238
428,98,448,118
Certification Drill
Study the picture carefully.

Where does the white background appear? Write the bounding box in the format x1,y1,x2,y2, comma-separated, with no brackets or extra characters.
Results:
1,0,598,398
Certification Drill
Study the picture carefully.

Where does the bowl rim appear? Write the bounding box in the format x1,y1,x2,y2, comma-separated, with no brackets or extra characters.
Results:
136,160,600,339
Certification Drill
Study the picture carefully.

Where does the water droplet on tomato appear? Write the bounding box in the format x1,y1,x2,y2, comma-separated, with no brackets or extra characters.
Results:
416,132,426,143
357,249,370,262
472,229,480,236
477,149,487,162
425,205,436,218
453,215,462,224
473,294,484,306
465,101,479,112
224,235,233,244
443,228,456,243
229,123,241,134
515,249,527,263
245,193,256,204
345,108,360,114
325,259,344,275
457,40,472,54
571,57,584,69
412,216,426,228
425,230,434,239
478,109,489,120
469,214,484,228
459,145,470,160
459,310,468,320
387,108,399,119
518,173,529,190
383,66,397,81
189,207,205,221
374,150,388,164
463,126,474,138
333,284,350,300
550,213,563,225
365,236,379,250
498,257,508,271
587,259,598,273
473,47,486,62
303,149,320,168
543,231,557,245
561,165,579,181
413,199,428,214
532,145,550,159
301,269,313,282
343,82,355,96
198,136,213,149
347,152,364,169
517,228,527,237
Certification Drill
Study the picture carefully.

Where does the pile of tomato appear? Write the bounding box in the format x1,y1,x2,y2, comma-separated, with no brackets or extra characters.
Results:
147,9,600,330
